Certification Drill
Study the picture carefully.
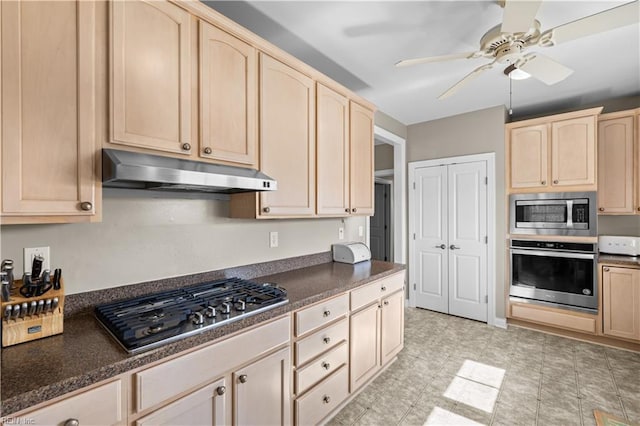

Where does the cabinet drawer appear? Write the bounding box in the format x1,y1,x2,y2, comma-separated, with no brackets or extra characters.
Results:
295,366,349,426
351,272,404,311
295,293,348,337
295,341,348,395
295,317,348,366
21,379,124,425
136,316,290,413
511,303,596,334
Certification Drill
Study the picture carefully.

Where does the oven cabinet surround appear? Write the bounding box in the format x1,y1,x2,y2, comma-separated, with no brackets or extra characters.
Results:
601,265,640,342
506,107,602,193
597,108,640,215
0,0,101,224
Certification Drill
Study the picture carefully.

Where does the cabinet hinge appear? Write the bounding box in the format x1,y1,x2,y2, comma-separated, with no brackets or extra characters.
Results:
484,295,488,304
413,233,416,240
413,283,417,290
485,177,488,185
484,236,488,244
413,182,416,190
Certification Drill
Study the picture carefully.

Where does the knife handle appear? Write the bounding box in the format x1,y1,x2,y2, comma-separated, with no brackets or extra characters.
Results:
53,269,62,290
32,255,44,278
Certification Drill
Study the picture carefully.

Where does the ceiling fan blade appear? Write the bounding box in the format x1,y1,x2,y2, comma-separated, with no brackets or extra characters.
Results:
395,51,478,68
539,1,640,46
501,0,542,33
516,53,573,85
438,61,495,100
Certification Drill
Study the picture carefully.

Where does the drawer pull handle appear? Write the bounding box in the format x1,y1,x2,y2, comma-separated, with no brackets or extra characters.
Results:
384,300,389,306
64,420,79,426
323,337,331,344
323,310,331,317
239,374,248,383
603,267,610,272
322,361,331,370
216,386,226,395
323,395,331,404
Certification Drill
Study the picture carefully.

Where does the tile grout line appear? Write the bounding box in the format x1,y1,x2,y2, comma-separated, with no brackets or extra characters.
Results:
604,350,630,421
573,344,585,426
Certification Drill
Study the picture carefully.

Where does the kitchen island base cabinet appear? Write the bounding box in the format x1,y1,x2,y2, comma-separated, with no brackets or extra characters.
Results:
602,266,640,342
234,347,291,426
136,378,228,426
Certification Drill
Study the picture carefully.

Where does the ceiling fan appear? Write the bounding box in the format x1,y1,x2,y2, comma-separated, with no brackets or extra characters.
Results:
395,0,640,99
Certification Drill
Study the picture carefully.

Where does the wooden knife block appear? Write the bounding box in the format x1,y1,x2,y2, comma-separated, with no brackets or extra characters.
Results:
1,278,64,347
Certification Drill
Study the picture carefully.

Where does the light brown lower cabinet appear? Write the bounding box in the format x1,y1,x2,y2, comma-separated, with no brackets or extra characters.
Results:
136,378,228,426
602,266,640,342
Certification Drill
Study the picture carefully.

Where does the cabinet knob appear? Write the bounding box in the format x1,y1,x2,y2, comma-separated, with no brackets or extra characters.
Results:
262,207,270,213
553,180,559,184
64,420,79,426
203,147,212,155
381,286,387,291
323,337,331,344
637,206,640,211
384,300,390,306
541,181,546,185
352,208,357,213
323,310,331,317
216,385,226,395
323,395,331,404
238,374,248,383
182,143,191,151
79,201,93,211
599,207,605,212
322,361,331,370
603,267,610,272
345,208,350,213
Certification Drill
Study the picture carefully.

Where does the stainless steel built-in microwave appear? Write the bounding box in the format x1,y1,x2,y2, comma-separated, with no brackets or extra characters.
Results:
509,192,597,237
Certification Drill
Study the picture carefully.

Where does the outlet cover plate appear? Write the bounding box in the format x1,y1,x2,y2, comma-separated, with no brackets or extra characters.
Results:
338,227,345,240
269,232,279,248
24,247,50,275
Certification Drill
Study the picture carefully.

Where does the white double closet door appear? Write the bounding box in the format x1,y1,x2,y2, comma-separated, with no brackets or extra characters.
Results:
412,160,488,322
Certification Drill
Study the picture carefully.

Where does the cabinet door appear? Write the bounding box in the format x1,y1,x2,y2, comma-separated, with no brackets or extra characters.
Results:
199,20,257,167
603,266,640,342
317,84,349,215
551,116,596,187
598,116,635,214
349,303,380,392
234,347,291,426
1,0,96,218
350,102,375,215
259,54,315,216
380,290,404,366
509,124,548,190
637,113,640,214
111,0,192,154
136,378,229,426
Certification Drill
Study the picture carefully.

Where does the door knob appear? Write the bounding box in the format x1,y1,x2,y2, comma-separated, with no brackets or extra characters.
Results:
435,244,446,249
450,245,460,250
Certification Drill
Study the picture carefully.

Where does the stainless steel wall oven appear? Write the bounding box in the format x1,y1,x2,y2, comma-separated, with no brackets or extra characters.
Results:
509,240,598,311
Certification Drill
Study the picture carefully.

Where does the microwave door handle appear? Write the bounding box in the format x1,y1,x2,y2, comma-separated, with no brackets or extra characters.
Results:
510,248,595,260
566,200,573,228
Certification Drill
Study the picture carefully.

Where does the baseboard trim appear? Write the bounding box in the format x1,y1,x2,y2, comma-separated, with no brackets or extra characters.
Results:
493,317,507,329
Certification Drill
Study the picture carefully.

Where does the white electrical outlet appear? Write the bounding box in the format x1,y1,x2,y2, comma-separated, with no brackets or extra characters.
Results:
24,247,50,275
338,227,345,240
269,231,279,248
358,226,364,237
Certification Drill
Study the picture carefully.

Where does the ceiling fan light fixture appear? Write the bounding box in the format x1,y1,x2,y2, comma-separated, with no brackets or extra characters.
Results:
504,64,531,80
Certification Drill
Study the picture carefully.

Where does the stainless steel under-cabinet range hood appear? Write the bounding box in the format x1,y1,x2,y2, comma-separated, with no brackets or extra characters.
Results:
102,149,277,194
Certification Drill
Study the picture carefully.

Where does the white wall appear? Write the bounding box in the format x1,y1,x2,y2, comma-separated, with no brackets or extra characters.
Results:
0,190,366,294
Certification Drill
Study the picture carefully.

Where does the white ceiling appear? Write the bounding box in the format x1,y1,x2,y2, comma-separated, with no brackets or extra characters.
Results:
206,1,640,125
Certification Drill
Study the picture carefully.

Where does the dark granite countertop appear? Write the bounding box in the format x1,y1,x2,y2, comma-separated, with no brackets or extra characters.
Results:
599,254,640,267
1,259,405,416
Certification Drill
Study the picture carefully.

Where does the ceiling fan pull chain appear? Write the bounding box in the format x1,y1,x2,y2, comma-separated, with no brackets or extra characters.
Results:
509,76,513,116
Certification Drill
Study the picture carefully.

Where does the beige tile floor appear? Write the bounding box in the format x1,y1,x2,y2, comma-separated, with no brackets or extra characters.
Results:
329,307,640,426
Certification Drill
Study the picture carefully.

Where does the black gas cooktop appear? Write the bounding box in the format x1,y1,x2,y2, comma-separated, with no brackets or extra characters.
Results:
95,278,288,353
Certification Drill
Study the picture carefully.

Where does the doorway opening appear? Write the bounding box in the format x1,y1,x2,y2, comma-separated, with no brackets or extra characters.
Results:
371,181,392,261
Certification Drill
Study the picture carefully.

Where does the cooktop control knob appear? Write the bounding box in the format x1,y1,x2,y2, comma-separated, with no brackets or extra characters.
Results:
221,302,231,315
192,312,204,325
206,306,216,318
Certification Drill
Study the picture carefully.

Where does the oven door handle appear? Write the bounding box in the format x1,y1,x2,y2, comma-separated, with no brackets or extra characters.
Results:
510,248,595,260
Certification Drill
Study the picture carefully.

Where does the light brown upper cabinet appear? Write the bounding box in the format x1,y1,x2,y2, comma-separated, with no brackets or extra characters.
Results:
110,0,193,155
317,84,350,215
1,0,99,224
231,54,315,218
199,20,257,168
598,112,635,214
349,102,375,215
506,107,601,193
